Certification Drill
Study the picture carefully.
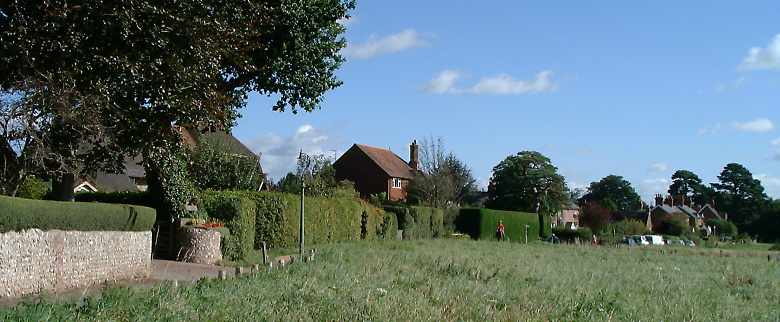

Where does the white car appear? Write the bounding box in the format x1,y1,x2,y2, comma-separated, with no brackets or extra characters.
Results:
629,235,650,246
644,235,665,246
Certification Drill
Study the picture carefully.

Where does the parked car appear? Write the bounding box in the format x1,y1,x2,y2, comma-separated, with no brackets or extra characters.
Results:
665,239,685,246
629,235,650,246
683,240,696,247
644,235,665,246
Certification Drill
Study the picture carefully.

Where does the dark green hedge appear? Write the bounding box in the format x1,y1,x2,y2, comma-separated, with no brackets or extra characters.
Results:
0,195,156,232
456,208,546,242
199,194,256,261
75,191,154,207
200,191,387,252
552,227,593,242
383,206,445,240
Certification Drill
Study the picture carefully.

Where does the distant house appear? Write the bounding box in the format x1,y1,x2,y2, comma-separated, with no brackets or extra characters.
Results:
74,127,262,193
554,203,580,230
650,194,706,231
698,204,723,221
334,141,419,201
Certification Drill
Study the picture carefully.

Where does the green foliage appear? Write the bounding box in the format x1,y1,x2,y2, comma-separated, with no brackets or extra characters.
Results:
16,175,48,199
705,218,738,238
552,227,593,242
606,219,650,236
407,137,476,208
581,175,642,213
457,208,546,242
189,138,263,191
201,191,386,251
0,195,155,232
145,141,197,220
199,194,256,261
2,240,779,321
75,191,154,207
378,211,399,240
443,208,460,234
712,163,770,233
656,214,689,236
486,151,568,216
383,206,445,240
278,154,344,198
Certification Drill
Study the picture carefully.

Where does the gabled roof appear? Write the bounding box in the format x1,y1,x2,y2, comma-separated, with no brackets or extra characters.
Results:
352,144,414,179
654,205,682,215
677,205,701,219
698,204,721,218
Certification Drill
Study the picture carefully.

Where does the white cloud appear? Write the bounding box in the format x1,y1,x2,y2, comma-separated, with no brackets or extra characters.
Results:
424,70,461,94
469,71,557,95
771,138,780,146
715,77,746,92
248,124,339,181
342,29,427,60
697,123,723,136
756,174,780,198
739,34,780,71
424,70,557,96
639,178,671,202
649,163,669,173
733,118,775,133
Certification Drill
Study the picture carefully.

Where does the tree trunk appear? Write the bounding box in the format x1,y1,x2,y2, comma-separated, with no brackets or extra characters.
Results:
50,173,76,201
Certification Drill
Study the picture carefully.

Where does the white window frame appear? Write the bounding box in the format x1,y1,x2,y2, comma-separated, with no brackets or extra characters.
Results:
392,178,402,189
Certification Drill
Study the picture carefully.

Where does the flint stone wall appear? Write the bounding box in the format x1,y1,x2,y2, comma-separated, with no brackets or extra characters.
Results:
177,227,222,265
0,229,152,298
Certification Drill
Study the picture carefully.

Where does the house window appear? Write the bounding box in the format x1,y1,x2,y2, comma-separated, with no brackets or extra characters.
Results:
392,178,402,189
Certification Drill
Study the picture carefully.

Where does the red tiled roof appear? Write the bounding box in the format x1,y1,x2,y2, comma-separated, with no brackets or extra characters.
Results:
354,144,414,179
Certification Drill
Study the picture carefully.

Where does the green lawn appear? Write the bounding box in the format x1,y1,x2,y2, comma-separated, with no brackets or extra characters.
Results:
3,240,779,321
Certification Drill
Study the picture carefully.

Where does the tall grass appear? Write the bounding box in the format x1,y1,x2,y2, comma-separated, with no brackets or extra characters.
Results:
3,240,779,321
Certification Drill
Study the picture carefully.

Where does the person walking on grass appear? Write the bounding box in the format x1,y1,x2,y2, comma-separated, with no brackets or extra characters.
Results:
496,220,506,241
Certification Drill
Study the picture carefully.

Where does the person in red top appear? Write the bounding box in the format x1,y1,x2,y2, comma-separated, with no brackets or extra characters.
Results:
496,220,506,241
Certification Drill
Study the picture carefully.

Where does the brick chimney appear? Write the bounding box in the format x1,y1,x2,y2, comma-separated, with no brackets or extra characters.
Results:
409,140,419,171
654,194,663,207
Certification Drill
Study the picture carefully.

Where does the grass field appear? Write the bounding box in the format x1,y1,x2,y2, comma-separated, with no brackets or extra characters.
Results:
3,240,779,321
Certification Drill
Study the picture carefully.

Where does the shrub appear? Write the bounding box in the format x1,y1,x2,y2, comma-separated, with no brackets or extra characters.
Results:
705,218,738,238
16,176,49,200
457,208,545,242
656,214,689,236
199,194,256,261
0,195,155,232
202,191,385,251
553,227,593,243
75,191,154,207
378,211,398,240
383,206,445,240
442,208,460,234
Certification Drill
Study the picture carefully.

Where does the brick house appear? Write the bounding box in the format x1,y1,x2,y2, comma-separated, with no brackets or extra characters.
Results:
554,203,580,230
334,141,419,201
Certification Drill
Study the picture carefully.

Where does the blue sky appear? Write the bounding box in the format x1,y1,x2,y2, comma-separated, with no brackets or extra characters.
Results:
233,1,780,201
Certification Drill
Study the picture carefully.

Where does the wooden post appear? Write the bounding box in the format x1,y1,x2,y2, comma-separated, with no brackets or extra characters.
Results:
261,241,268,265
300,182,305,258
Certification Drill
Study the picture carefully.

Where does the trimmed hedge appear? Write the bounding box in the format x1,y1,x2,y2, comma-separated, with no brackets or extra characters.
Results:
199,194,256,261
456,208,547,242
0,195,156,232
200,191,387,252
75,191,154,207
552,227,593,243
383,206,445,240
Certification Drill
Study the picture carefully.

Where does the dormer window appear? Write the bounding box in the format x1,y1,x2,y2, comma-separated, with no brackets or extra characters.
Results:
392,178,402,189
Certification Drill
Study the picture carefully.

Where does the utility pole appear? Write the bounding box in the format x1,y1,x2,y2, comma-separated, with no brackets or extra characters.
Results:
298,150,307,258
524,225,530,244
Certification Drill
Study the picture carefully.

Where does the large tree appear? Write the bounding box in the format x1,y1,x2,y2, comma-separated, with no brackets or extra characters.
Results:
711,163,769,231
1,1,353,213
407,137,476,208
486,151,567,215
580,175,641,213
